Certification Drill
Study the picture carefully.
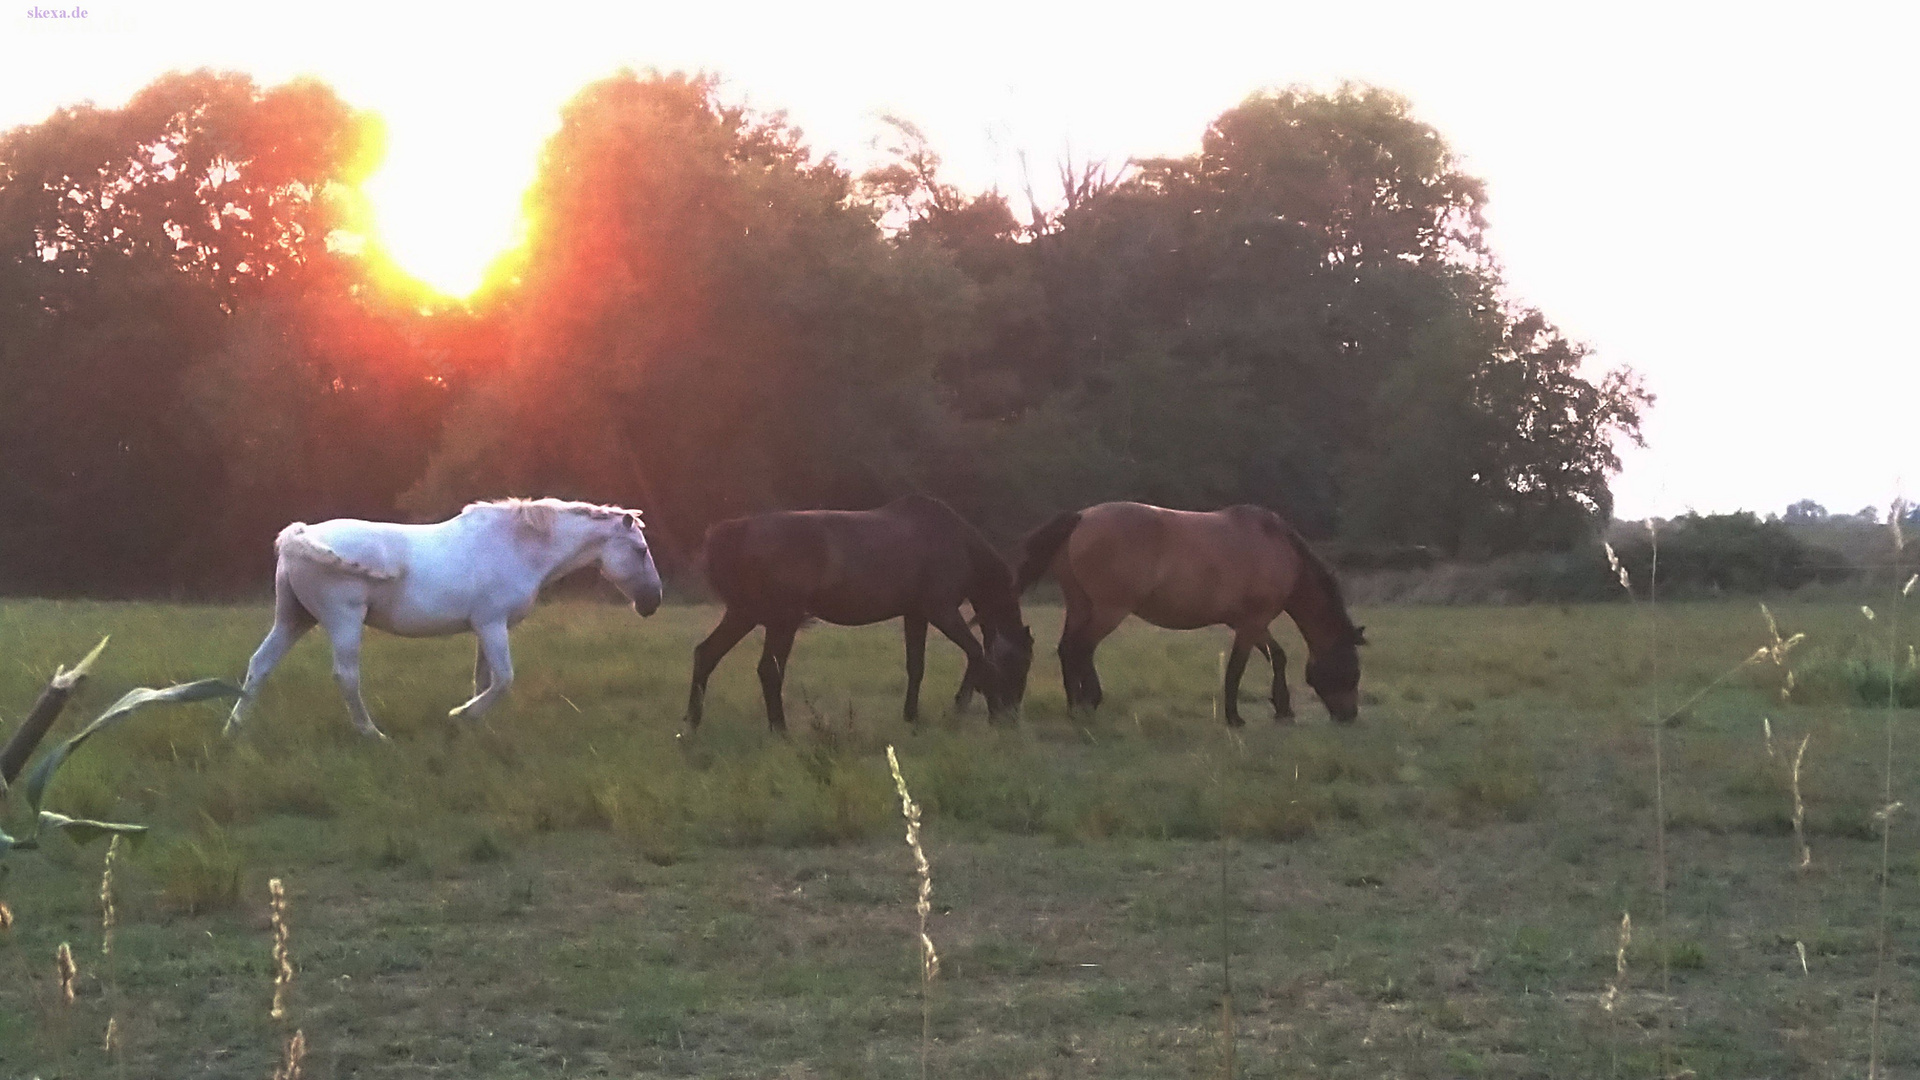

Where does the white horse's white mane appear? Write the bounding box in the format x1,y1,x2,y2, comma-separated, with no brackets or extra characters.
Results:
460,497,644,537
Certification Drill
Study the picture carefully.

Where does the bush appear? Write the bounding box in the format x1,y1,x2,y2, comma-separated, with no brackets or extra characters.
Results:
1343,549,1621,605
1796,656,1920,708
1612,512,1852,595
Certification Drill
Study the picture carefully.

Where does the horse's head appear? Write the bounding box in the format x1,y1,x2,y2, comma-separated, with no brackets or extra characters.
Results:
600,512,663,616
1305,624,1365,724
970,588,1035,714
985,621,1035,712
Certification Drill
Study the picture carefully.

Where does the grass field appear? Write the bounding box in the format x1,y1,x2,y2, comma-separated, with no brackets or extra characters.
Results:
0,596,1916,1078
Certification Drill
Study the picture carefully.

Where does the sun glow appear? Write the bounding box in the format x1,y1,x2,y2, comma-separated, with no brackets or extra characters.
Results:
357,113,542,299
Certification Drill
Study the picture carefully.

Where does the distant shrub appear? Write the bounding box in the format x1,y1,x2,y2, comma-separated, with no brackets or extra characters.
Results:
1343,550,1620,605
1612,512,1852,595
1794,656,1920,708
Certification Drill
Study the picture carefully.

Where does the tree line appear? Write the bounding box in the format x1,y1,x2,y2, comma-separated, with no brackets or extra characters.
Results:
0,70,1648,596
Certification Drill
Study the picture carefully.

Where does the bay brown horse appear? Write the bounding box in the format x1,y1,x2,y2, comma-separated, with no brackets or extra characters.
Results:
1017,502,1366,725
684,494,1034,731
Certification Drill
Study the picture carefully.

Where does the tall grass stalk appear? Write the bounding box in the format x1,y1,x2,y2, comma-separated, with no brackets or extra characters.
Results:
100,835,124,1078
1866,500,1911,1079
269,877,305,1080
886,746,938,1080
270,877,293,1020
1756,604,1814,872
55,939,75,1004
1219,795,1235,1080
1605,527,1675,1071
1602,908,1632,1078
1789,734,1812,872
1644,522,1677,1074
54,939,76,1070
1214,726,1245,1080
1756,602,1827,1072
1604,911,1631,1012
272,1030,307,1080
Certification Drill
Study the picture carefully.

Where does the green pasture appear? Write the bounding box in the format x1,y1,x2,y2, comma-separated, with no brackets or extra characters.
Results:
0,597,1916,1077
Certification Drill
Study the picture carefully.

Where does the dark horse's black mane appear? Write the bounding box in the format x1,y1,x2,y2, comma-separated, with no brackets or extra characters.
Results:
884,494,1020,615
1227,505,1361,642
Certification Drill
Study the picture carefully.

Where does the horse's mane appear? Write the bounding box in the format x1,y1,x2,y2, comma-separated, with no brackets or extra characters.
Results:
462,497,641,537
958,520,1023,629
885,494,1021,621
1287,527,1357,633
1232,506,1357,637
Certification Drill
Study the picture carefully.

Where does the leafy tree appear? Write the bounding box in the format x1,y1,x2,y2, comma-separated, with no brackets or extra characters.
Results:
906,83,1646,550
1783,499,1829,523
0,71,396,593
1615,512,1849,593
407,73,975,552
0,70,1656,595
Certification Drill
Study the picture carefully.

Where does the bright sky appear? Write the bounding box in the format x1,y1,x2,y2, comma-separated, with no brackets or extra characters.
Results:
5,0,1915,521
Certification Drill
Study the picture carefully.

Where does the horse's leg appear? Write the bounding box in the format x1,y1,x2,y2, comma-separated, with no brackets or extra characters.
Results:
1222,629,1263,728
473,642,492,698
225,574,315,736
685,609,756,729
450,621,514,720
319,608,386,740
1058,600,1092,709
953,620,981,711
928,606,998,719
1070,606,1129,713
903,614,928,724
1259,636,1295,722
758,620,800,733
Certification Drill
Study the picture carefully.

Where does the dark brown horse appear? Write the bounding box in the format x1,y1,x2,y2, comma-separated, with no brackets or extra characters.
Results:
684,494,1034,731
1017,502,1365,725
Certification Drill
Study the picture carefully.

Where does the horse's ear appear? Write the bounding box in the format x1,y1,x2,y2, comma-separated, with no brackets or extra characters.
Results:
1353,625,1368,646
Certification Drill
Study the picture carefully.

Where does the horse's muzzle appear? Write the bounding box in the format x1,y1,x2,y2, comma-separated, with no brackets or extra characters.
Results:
633,598,661,617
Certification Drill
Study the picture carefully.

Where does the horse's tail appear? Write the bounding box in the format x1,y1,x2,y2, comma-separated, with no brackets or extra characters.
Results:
274,523,400,582
1016,510,1083,592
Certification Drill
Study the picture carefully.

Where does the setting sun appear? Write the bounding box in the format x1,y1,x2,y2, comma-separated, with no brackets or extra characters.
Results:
357,112,544,299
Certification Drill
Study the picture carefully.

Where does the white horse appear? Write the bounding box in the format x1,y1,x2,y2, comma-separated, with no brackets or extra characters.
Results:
227,498,664,739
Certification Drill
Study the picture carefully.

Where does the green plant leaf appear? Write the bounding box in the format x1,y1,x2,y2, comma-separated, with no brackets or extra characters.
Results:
23,679,242,819
37,811,149,847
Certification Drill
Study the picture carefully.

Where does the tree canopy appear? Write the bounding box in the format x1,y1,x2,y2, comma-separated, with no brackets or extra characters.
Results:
0,71,1649,595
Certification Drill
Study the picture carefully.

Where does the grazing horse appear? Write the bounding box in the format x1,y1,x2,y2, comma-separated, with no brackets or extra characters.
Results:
228,498,664,739
684,494,1034,731
1017,502,1366,725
